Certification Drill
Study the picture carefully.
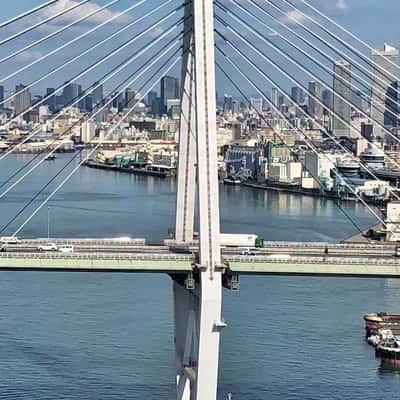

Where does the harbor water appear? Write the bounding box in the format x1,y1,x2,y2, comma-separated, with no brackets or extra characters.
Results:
0,155,399,399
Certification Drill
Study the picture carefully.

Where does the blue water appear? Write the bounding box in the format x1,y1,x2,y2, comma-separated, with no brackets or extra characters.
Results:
0,155,398,399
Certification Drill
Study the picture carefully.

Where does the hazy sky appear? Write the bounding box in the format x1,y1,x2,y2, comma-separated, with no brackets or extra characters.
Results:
1,0,399,99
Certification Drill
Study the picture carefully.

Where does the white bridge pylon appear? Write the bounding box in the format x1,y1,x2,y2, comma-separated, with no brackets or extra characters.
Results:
174,0,224,399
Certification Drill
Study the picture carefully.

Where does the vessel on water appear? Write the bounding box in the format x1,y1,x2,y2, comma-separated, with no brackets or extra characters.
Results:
45,154,56,161
376,339,400,366
364,313,400,337
223,177,241,185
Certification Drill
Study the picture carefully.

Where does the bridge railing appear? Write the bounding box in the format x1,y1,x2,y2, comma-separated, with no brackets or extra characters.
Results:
225,255,400,265
0,252,193,261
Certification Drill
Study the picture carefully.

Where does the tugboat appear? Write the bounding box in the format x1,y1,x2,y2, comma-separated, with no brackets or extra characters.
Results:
376,338,400,366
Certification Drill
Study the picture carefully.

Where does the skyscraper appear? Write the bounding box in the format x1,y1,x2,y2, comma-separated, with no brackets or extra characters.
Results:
92,83,104,106
45,88,56,113
371,43,399,137
308,81,323,120
291,86,304,105
14,84,31,120
250,98,263,114
333,60,352,137
62,83,82,107
271,87,279,108
223,95,233,114
160,76,179,109
125,88,136,108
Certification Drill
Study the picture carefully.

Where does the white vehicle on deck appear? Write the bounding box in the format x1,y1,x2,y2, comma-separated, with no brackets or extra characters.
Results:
0,236,20,244
37,243,58,252
58,245,74,253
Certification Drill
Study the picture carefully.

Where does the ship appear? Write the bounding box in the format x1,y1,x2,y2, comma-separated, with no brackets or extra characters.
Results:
375,338,400,366
336,158,360,177
364,313,400,337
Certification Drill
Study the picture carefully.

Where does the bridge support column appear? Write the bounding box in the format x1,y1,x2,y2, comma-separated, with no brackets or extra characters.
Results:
175,2,196,243
175,0,223,397
173,280,199,400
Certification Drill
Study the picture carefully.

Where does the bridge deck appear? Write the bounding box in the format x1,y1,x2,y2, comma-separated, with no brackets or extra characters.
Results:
227,256,400,277
0,253,193,273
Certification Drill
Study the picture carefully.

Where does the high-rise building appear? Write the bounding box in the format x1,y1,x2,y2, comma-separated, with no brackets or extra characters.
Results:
322,89,333,111
371,43,399,137
160,76,179,108
333,60,352,137
125,88,136,109
147,91,158,108
14,84,31,120
271,87,279,108
250,98,263,114
62,83,82,107
223,94,233,114
308,81,323,120
232,100,241,114
92,83,103,106
45,88,56,113
291,86,304,105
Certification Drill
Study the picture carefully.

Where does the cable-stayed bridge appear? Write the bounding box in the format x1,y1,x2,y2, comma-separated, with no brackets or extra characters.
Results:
0,0,400,399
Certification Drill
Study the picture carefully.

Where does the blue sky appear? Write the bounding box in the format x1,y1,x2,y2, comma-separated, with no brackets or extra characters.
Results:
0,0,399,98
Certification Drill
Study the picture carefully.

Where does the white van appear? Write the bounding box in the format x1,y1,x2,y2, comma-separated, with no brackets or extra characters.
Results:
58,245,74,253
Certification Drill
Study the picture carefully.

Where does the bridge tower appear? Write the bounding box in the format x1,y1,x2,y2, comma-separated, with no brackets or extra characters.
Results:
174,0,223,399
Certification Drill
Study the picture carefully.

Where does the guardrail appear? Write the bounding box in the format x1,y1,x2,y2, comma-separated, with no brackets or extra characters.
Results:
225,255,400,265
0,252,192,262
18,238,147,246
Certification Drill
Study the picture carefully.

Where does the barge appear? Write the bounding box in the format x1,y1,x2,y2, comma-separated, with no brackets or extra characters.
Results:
364,313,400,337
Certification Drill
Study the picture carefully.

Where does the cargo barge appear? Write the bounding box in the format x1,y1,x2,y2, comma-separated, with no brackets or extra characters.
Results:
84,160,170,178
364,313,400,337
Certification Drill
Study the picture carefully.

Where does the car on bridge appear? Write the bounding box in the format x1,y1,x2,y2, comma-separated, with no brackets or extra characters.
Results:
37,243,58,252
240,247,261,256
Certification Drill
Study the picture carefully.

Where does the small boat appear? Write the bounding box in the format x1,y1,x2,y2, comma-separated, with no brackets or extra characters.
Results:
45,154,56,161
223,177,241,185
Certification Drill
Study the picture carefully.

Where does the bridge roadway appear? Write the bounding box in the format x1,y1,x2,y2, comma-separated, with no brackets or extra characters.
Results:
0,239,400,277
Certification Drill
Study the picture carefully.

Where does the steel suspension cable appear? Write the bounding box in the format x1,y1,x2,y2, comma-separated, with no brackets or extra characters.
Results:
0,0,59,30
215,59,366,235
0,0,178,111
265,0,400,106
0,0,92,48
0,14,185,162
280,0,400,85
12,52,183,236
215,44,389,230
214,10,400,171
214,24,400,202
0,0,154,84
297,0,400,74
0,0,121,66
232,0,400,127
0,39,184,202
0,150,83,235
0,8,184,162
0,26,186,190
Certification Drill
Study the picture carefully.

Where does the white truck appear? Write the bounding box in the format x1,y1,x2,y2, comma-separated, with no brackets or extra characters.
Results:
0,236,21,244
220,233,259,248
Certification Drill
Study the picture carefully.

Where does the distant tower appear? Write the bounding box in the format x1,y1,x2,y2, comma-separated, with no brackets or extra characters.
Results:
371,43,399,138
333,60,352,137
160,75,179,110
308,81,323,120
14,84,31,121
